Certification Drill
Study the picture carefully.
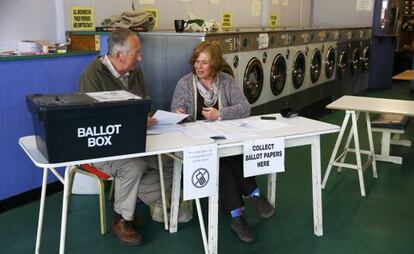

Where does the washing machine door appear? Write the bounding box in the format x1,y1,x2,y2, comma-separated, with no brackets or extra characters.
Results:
337,50,348,79
351,48,361,75
361,46,370,72
310,49,322,83
243,57,264,104
270,54,287,96
292,51,306,89
325,46,336,79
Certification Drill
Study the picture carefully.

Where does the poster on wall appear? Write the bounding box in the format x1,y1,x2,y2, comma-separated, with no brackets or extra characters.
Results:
356,0,373,11
271,0,279,5
71,7,95,31
139,0,155,4
222,12,232,29
281,0,288,6
252,0,261,17
269,13,278,28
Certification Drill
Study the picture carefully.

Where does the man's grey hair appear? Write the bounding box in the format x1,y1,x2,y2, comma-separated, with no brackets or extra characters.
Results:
107,28,137,57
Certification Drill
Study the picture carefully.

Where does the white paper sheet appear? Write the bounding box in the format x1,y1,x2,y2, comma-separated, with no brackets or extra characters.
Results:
86,90,142,102
152,110,189,125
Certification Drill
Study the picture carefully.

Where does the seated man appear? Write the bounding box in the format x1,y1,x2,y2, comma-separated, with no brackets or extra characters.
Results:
79,28,172,246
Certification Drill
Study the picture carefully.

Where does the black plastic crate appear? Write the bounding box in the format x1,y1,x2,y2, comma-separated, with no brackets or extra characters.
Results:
26,92,151,163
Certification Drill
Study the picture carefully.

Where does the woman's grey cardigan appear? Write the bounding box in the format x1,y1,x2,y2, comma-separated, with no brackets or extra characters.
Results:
171,72,251,120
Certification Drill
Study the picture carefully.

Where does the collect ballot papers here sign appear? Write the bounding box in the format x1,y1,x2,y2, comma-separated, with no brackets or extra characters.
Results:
183,143,218,201
243,138,285,177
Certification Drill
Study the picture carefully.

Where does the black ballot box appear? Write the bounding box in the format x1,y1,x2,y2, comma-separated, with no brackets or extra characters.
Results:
26,91,151,163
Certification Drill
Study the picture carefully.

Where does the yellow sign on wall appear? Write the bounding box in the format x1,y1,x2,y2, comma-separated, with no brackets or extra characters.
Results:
71,7,95,31
143,8,159,30
269,13,278,28
221,12,232,29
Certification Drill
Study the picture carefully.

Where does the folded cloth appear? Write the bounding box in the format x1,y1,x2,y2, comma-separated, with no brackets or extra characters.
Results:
101,10,155,31
184,12,221,33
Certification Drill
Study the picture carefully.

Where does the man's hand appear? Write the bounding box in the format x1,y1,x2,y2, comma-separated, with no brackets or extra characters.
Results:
175,108,187,114
147,117,158,128
202,107,219,121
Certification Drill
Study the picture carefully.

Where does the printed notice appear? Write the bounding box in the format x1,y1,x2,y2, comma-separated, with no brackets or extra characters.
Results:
222,12,232,29
252,0,262,17
209,0,220,3
243,138,285,177
139,0,155,4
71,7,95,31
356,0,373,11
281,0,288,6
271,0,279,5
183,143,218,200
269,13,278,28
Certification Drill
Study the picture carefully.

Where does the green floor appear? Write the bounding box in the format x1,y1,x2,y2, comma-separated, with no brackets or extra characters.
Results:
1,82,414,254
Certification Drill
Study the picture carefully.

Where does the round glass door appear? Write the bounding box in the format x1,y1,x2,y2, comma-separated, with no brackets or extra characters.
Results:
325,46,336,79
351,48,361,75
292,51,306,89
361,46,370,72
310,49,322,83
243,57,264,104
270,54,287,96
337,50,348,79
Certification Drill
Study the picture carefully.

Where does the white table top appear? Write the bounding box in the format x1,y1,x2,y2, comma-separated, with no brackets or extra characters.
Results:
19,114,340,168
327,95,414,116
19,132,214,168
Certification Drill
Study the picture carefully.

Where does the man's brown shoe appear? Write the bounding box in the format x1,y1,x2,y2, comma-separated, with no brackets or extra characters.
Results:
112,218,144,245
230,216,255,243
251,196,276,219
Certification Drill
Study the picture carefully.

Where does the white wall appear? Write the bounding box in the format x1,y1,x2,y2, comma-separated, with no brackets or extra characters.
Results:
312,0,374,27
0,0,59,51
1,0,356,52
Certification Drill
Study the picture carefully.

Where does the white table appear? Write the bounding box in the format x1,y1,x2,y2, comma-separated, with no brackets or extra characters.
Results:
322,96,414,197
19,132,214,254
167,114,339,253
21,114,339,254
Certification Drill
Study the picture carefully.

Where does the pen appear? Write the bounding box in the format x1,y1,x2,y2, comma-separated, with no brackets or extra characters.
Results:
261,116,276,120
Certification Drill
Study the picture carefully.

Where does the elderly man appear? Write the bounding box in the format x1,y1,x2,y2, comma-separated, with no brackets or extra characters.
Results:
79,28,170,246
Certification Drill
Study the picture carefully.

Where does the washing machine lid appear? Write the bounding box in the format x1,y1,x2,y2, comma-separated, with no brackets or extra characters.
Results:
270,53,287,96
292,51,306,89
243,57,264,104
325,46,336,79
310,49,322,83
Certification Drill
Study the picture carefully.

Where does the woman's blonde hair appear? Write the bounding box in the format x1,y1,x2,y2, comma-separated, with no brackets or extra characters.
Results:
189,41,225,76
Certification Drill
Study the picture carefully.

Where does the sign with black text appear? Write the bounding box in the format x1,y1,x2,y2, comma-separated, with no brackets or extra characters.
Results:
243,138,285,177
183,143,218,201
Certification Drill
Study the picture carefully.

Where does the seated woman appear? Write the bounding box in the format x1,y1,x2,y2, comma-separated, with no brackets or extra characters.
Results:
171,41,276,243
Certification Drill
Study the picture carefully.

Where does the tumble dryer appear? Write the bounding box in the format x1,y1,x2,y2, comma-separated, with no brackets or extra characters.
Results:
286,29,310,111
318,29,338,101
306,29,326,106
347,28,363,95
264,31,290,113
355,27,371,94
233,31,271,115
332,28,353,99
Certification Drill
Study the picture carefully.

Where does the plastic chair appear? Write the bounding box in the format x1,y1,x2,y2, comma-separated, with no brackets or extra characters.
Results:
68,164,113,235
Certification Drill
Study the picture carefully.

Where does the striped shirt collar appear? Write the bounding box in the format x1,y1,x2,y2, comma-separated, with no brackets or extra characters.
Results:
100,55,130,88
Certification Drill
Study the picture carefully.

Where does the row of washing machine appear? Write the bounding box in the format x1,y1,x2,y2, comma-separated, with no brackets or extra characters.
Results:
211,27,371,114
139,27,371,114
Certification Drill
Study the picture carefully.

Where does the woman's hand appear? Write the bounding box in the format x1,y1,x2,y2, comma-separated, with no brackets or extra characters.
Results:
175,108,187,114
147,117,158,128
202,107,220,121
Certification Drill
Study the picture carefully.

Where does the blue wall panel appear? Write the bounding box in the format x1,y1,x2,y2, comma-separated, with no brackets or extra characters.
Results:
0,54,97,200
